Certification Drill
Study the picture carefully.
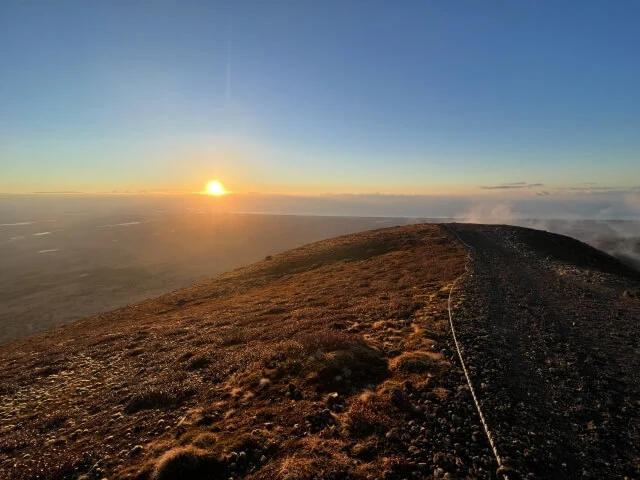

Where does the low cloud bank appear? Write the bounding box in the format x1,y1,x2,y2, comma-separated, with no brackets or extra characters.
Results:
219,192,640,220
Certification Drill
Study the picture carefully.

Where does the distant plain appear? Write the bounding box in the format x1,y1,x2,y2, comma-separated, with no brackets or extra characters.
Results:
1,195,638,344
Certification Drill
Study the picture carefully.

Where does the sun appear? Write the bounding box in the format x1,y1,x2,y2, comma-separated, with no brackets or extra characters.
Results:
205,180,226,196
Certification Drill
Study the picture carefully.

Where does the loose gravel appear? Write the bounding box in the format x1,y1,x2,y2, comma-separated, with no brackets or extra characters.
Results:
448,224,640,480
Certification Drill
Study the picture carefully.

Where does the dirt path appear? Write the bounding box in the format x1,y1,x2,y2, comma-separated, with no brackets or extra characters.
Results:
447,224,640,480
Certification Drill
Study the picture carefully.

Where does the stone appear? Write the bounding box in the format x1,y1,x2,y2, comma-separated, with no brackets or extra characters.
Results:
129,445,143,457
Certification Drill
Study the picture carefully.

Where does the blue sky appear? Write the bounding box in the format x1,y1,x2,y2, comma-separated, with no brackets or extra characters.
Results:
1,0,639,201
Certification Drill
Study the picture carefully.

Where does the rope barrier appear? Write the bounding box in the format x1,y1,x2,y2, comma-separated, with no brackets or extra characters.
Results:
442,224,511,480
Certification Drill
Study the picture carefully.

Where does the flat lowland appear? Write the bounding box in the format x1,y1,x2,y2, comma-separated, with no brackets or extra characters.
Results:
0,211,409,344
1,225,486,480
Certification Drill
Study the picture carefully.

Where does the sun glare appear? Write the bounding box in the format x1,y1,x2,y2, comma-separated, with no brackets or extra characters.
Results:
205,180,226,196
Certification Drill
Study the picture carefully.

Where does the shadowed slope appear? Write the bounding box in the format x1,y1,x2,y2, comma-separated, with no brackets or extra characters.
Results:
449,223,640,479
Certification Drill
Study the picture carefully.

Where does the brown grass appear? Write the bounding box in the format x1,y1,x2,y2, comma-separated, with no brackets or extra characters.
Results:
0,224,466,480
391,351,442,374
125,380,199,413
343,395,392,438
152,446,227,480
257,439,353,480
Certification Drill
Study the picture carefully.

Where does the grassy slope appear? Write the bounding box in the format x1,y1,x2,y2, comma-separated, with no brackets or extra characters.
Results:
0,225,467,480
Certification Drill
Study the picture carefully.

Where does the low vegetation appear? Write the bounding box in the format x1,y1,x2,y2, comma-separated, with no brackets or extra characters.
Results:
0,225,467,479
391,351,440,374
151,447,227,480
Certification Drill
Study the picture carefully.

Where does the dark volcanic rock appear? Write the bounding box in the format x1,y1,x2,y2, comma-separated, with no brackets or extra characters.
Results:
447,223,640,480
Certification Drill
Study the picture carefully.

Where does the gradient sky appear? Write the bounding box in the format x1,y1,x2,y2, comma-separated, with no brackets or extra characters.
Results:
1,0,639,196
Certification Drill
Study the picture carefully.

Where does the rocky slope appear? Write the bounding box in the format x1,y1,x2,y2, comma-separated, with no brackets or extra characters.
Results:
448,223,640,479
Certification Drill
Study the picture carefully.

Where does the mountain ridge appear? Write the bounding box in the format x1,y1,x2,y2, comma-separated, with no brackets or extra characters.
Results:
1,224,638,480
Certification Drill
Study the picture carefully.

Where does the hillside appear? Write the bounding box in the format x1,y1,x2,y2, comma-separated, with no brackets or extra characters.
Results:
1,224,639,480
1,225,480,480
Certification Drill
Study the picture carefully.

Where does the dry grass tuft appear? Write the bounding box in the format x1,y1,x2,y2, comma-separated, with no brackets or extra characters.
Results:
190,432,218,449
343,396,391,438
152,446,227,480
125,381,198,413
258,439,352,480
275,456,351,480
390,351,440,374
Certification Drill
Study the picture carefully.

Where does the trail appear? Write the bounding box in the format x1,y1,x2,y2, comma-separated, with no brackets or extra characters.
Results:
447,223,640,479
444,225,511,479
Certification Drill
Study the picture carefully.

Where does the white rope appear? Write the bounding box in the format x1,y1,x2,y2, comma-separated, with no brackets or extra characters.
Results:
443,225,509,479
